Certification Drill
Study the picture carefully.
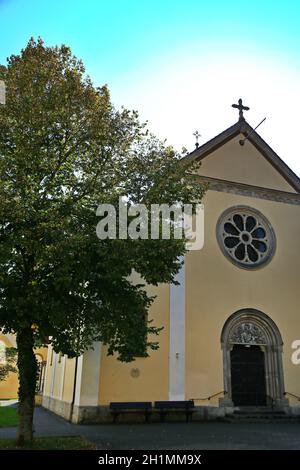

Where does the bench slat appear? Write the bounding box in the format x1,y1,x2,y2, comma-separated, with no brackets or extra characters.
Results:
154,400,194,409
110,402,152,410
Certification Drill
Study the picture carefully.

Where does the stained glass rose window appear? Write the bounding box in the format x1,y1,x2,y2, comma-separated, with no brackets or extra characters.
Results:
216,206,276,269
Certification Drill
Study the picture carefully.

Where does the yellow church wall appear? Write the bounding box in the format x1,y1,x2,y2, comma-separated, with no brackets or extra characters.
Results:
0,333,48,399
0,373,19,399
35,347,48,362
198,134,296,193
52,356,63,399
99,282,170,405
41,197,300,410
43,346,53,397
185,189,300,405
62,358,76,403
0,334,18,399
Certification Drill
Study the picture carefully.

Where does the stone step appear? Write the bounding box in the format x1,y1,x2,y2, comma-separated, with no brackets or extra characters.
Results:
233,406,278,412
224,417,300,423
234,410,285,416
223,411,300,423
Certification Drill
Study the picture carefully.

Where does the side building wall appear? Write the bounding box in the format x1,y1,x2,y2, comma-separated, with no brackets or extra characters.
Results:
43,282,170,422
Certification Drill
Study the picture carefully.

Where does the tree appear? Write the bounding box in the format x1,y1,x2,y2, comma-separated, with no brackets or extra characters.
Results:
0,38,205,444
0,345,17,382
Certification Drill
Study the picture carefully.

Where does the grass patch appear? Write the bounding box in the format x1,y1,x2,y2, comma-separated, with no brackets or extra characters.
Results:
0,407,19,427
0,436,95,450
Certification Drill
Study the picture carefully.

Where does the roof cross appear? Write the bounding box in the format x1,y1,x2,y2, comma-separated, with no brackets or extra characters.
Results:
193,130,201,149
232,98,249,121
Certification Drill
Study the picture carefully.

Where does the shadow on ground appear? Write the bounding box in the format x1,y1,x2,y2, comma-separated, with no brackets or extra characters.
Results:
0,406,300,450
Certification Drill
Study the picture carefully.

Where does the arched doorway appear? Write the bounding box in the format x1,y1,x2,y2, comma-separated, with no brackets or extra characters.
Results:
220,309,287,407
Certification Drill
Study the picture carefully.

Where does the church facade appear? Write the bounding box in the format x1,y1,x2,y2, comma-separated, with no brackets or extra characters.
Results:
42,109,300,423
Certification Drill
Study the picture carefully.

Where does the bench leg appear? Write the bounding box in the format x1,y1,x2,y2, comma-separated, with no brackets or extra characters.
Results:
145,411,151,423
113,412,119,424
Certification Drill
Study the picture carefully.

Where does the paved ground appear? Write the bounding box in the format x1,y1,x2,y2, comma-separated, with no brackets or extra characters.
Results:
0,400,18,407
1,406,300,449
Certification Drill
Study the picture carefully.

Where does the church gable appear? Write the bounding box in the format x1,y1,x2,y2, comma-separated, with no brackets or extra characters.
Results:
198,134,296,193
185,120,300,194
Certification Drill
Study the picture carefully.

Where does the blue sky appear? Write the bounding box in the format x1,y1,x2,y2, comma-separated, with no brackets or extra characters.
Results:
1,0,300,78
1,0,300,174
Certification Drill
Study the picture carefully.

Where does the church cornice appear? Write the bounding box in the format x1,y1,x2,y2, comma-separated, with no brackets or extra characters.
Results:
190,175,300,205
183,120,300,193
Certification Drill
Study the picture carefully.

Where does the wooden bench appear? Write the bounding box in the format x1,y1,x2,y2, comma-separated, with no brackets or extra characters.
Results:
154,400,195,422
110,402,152,423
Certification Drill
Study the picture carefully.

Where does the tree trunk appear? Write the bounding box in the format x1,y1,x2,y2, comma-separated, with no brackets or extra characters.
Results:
16,327,37,446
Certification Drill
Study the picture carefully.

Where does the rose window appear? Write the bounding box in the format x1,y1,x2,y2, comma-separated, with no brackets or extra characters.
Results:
216,206,276,269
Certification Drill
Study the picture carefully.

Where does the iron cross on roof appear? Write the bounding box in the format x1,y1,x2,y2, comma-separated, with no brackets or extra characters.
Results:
193,130,201,149
232,98,250,121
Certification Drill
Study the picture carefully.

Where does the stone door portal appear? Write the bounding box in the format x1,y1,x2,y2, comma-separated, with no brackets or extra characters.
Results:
220,309,287,408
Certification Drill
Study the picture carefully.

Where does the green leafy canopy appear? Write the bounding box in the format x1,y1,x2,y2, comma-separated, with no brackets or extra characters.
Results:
0,38,205,361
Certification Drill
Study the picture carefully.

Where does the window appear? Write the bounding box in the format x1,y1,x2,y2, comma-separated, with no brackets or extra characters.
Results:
216,206,276,269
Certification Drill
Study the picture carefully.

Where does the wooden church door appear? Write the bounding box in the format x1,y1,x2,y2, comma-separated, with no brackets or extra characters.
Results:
230,344,267,406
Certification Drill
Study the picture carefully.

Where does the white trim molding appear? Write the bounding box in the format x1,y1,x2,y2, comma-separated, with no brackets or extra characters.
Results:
59,355,67,401
169,256,185,400
50,350,57,398
74,342,102,407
